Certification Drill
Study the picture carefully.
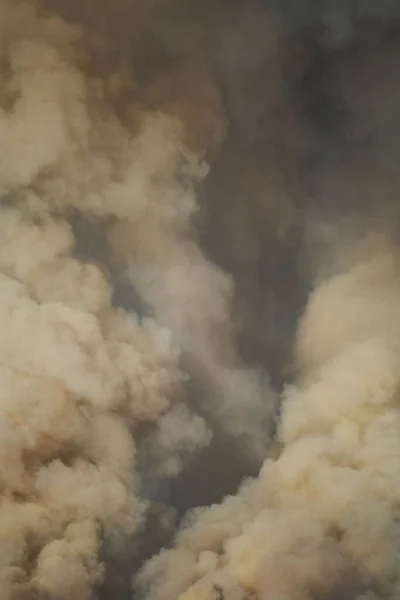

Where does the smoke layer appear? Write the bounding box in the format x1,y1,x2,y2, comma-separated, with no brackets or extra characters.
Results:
0,2,217,597
0,0,286,597
134,5,400,600
138,233,400,600
4,0,400,599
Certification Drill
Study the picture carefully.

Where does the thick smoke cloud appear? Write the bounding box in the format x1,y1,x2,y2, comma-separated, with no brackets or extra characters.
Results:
139,3,400,600
0,0,281,597
0,2,217,597
138,234,400,600
3,0,400,599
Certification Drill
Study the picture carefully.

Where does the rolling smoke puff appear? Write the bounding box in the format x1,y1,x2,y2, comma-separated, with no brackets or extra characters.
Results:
0,203,187,599
138,236,400,600
0,0,275,458
0,2,214,598
106,135,276,457
112,228,277,458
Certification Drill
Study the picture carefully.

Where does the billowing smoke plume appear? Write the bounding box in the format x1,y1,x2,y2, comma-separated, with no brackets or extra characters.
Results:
4,0,400,598
0,0,283,597
138,232,400,600
0,2,216,597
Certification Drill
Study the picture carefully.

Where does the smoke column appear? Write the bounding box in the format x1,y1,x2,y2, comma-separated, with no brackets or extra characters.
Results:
138,232,400,600
0,0,284,597
4,0,400,599
0,1,217,597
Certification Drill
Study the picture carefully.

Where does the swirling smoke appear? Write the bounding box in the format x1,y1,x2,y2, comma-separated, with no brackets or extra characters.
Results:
2,1,400,600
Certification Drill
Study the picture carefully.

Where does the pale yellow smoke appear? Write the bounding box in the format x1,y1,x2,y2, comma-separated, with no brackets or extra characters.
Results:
138,233,400,600
0,1,217,597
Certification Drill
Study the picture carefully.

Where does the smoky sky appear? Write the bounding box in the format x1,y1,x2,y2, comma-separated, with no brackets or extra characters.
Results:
3,1,400,599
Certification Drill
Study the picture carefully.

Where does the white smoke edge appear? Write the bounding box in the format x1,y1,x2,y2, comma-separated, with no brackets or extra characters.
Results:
136,231,400,600
0,2,216,598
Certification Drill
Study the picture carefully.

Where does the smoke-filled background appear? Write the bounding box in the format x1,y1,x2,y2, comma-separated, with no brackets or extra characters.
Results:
2,0,400,599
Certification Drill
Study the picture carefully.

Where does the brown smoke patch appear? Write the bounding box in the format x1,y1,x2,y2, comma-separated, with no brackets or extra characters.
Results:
0,1,295,598
136,5,400,600
4,0,400,599
138,234,400,600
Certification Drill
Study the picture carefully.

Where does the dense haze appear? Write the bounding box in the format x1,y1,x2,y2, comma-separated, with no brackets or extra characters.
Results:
1,1,400,599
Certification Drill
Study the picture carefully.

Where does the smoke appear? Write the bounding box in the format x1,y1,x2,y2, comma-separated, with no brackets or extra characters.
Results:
4,0,400,598
38,0,278,457
0,0,284,597
136,3,400,597
0,2,218,597
137,233,400,600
